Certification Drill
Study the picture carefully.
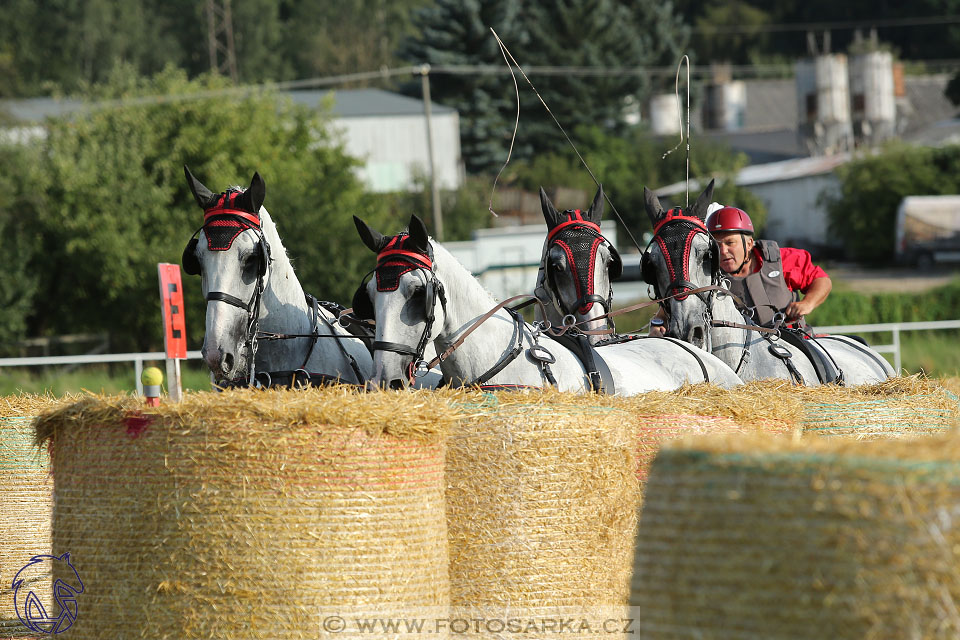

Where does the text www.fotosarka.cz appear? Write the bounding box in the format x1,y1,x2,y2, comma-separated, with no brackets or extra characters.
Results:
318,607,636,636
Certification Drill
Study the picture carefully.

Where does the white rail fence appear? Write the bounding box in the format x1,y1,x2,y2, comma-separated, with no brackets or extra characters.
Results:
0,319,958,390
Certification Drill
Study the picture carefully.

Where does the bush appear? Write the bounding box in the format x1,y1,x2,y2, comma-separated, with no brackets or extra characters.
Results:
17,64,391,351
824,142,960,263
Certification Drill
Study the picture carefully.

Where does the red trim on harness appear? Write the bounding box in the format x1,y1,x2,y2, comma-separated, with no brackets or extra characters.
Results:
554,236,603,312
377,249,432,270
653,208,707,235
204,208,262,227
547,219,601,242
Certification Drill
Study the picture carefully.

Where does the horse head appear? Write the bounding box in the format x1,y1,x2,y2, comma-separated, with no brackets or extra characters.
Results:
536,185,621,344
353,213,446,390
182,166,271,384
641,179,718,351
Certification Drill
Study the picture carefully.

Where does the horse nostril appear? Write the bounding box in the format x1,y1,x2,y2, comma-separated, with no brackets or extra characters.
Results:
389,378,406,391
222,351,235,375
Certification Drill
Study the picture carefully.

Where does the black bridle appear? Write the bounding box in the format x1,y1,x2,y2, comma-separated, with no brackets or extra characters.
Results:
365,237,447,385
541,216,621,328
183,206,271,387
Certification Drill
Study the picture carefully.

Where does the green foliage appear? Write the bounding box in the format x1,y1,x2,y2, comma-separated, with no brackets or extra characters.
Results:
380,175,495,242
0,145,44,350
823,143,960,263
808,279,960,327
21,65,389,351
399,0,526,174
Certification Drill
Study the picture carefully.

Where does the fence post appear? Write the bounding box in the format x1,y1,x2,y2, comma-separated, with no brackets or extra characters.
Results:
892,326,901,373
135,357,144,396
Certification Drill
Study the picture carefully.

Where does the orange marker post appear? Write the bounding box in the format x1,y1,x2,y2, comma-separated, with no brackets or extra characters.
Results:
158,264,187,402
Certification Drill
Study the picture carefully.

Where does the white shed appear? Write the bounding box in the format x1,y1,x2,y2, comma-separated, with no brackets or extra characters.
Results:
656,154,851,250
289,88,463,193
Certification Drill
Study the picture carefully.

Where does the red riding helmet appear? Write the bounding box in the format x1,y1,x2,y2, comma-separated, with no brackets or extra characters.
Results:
705,206,754,235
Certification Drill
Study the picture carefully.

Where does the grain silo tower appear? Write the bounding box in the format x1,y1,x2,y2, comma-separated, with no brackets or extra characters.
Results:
796,53,854,155
848,50,896,146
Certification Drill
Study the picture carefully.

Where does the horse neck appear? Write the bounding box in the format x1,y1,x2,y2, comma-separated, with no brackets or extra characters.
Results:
254,209,313,363
709,281,753,365
432,242,525,379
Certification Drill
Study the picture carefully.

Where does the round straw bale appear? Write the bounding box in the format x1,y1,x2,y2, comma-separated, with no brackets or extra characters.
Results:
446,391,639,639
34,388,453,639
797,376,959,439
0,395,70,629
633,432,960,639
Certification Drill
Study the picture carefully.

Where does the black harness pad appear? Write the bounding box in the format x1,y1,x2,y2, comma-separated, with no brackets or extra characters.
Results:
547,332,608,393
778,328,840,385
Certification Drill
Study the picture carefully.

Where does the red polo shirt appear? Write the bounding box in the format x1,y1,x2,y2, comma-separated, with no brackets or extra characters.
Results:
752,247,828,293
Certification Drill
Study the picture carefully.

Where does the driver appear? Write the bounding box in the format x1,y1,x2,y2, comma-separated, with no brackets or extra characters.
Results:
649,203,832,336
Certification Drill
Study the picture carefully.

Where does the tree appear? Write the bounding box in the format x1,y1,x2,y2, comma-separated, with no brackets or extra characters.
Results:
0,145,44,351
823,142,960,263
398,0,526,174
513,0,689,159
22,65,391,351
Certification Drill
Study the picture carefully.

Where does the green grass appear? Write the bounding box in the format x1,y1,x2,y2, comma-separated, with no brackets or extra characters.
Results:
0,360,215,396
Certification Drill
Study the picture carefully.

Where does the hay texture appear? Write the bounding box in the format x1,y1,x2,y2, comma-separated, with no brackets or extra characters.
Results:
797,375,959,439
0,394,71,629
446,391,639,639
34,388,453,640
632,432,960,639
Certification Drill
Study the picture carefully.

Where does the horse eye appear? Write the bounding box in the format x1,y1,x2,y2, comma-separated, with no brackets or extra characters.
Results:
552,261,564,272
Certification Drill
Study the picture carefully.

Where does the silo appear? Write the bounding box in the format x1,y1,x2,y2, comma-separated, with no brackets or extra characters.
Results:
704,81,746,131
796,54,854,154
849,50,896,145
648,93,682,135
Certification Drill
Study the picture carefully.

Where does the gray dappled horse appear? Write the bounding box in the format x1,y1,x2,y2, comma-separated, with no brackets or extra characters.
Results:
352,213,743,392
640,181,895,385
181,167,371,387
533,186,621,345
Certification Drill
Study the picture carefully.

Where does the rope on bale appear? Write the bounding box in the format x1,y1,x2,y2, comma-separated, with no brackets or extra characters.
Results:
632,433,960,639
447,391,640,639
33,388,453,640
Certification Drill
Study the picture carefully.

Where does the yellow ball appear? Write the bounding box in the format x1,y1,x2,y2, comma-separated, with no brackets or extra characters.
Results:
141,366,164,386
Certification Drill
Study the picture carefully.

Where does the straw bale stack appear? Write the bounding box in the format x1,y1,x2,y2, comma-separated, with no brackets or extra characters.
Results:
797,376,959,439
0,394,72,632
34,388,454,640
633,432,960,639
446,391,639,639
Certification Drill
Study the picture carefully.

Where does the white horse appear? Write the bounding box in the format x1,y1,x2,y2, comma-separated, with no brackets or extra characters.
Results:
640,182,895,385
181,166,372,387
532,186,621,344
353,214,743,392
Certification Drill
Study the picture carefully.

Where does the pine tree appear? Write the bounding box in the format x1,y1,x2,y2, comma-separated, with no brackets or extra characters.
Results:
515,0,688,157
398,0,526,175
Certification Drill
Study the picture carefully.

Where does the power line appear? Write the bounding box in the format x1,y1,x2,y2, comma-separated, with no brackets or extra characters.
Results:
693,14,960,35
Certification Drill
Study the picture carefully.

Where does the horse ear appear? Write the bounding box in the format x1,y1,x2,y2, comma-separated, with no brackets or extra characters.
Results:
184,165,216,209
354,215,389,253
643,186,666,227
585,184,604,223
539,187,562,228
690,179,716,221
246,172,266,214
407,214,430,252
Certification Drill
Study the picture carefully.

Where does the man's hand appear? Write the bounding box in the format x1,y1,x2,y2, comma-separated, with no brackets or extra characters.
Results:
784,298,814,321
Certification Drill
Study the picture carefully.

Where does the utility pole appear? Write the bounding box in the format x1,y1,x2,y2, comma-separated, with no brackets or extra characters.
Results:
420,64,444,241
206,0,239,83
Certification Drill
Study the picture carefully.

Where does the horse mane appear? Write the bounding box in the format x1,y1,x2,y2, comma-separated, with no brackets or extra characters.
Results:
430,240,500,308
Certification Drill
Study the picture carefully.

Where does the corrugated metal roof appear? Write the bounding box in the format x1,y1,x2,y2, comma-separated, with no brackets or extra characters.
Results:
656,153,852,196
289,88,455,117
0,89,453,125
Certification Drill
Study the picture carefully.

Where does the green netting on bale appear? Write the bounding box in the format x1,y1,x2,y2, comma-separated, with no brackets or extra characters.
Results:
632,433,960,640
34,388,453,640
0,412,53,625
447,391,640,639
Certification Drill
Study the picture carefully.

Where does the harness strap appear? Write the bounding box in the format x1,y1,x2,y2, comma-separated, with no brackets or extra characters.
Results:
468,309,526,387
206,291,252,312
371,341,420,357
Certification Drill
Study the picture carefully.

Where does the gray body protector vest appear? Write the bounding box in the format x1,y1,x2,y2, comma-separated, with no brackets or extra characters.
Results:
726,240,799,327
